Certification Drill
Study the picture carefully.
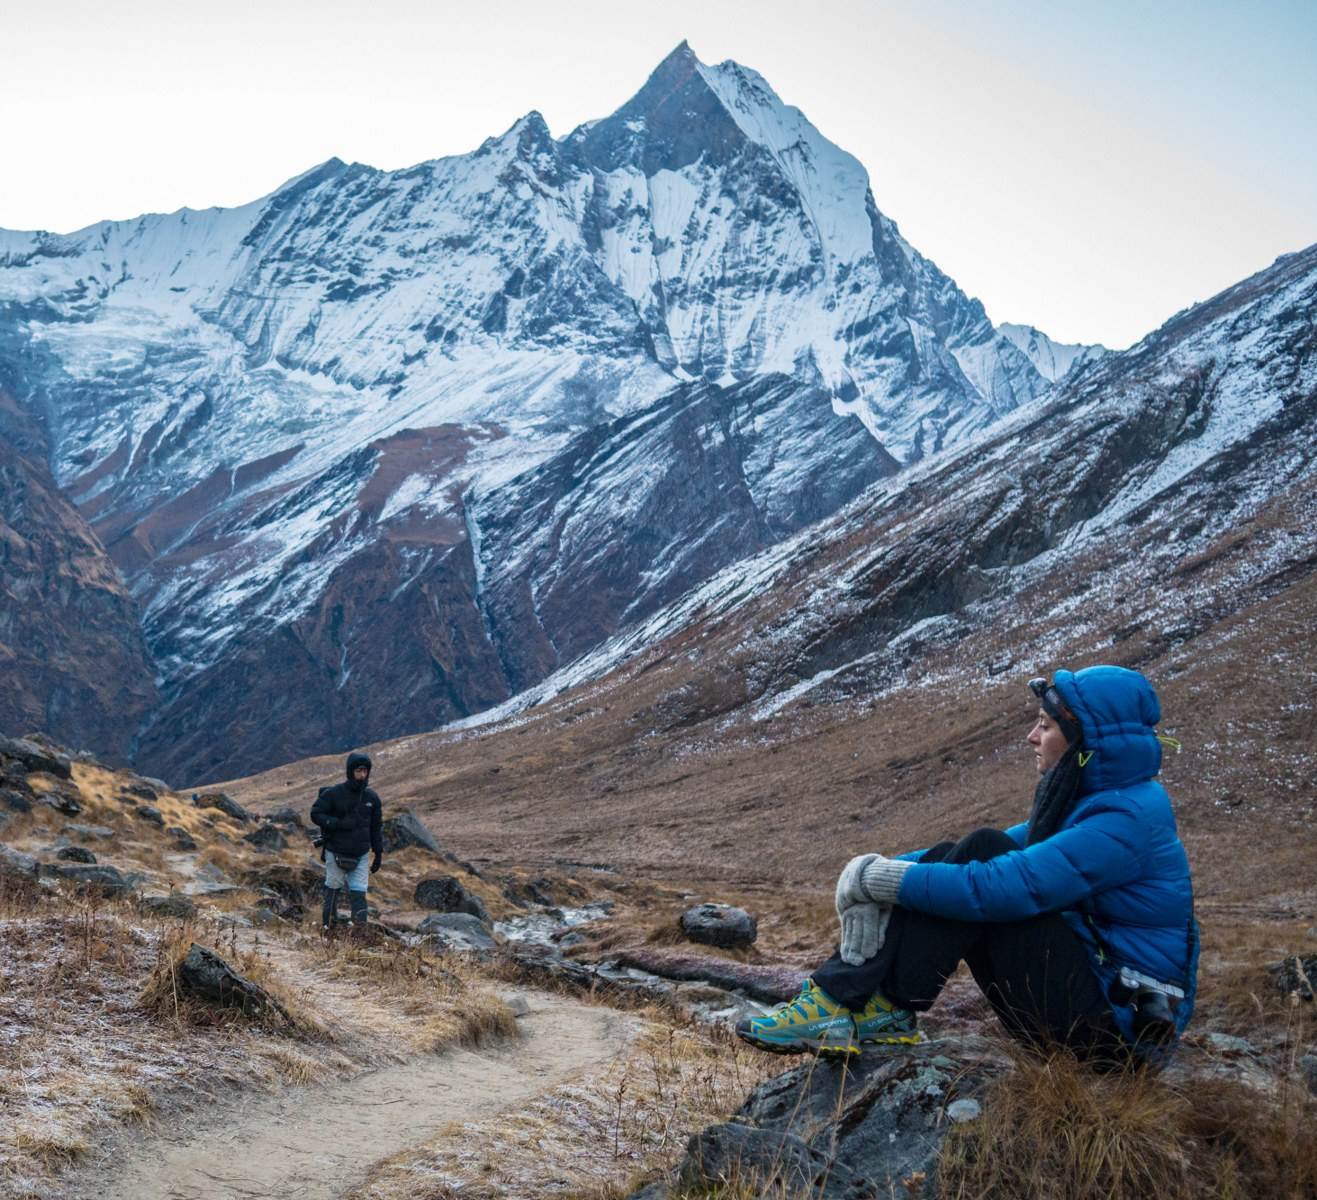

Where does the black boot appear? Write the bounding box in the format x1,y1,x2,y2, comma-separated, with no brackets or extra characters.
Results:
348,890,369,932
321,886,340,932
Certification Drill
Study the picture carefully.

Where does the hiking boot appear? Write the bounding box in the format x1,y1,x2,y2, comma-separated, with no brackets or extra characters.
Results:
853,990,920,1046
735,980,858,1056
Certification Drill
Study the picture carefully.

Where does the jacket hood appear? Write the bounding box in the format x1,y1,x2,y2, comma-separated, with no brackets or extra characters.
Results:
1052,666,1162,793
345,752,372,784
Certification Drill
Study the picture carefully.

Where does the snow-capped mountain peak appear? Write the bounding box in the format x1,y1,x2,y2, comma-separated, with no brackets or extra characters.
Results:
0,42,1093,778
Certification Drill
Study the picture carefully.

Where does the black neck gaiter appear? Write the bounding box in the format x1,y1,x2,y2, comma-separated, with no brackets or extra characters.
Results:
1026,743,1083,846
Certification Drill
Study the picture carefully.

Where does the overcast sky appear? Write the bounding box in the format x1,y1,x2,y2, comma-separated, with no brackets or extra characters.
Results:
4,0,1314,348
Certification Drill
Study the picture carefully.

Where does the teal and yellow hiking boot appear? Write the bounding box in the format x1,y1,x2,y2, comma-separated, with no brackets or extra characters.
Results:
735,980,859,1056
853,990,920,1046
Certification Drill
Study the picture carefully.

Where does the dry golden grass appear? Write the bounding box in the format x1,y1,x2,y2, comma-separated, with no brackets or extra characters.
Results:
138,926,329,1038
351,1020,777,1200
315,936,518,1052
0,875,520,1197
938,1044,1317,1200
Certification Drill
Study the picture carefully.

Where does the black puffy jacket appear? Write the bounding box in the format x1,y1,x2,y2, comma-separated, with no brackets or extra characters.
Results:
310,752,383,857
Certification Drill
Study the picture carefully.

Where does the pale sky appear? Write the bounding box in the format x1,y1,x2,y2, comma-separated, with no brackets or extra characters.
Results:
3,0,1314,348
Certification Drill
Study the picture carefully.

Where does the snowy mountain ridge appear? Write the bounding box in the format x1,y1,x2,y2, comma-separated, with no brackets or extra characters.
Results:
0,43,1105,778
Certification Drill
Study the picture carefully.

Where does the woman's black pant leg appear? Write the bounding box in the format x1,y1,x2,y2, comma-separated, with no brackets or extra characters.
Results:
967,920,1116,1056
810,826,1118,1058
812,826,1018,1011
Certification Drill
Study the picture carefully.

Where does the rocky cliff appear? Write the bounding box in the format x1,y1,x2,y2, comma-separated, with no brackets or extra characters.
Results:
0,388,156,757
0,43,1098,780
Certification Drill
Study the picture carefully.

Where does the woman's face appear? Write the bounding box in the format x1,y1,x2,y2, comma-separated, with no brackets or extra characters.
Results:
1027,708,1069,774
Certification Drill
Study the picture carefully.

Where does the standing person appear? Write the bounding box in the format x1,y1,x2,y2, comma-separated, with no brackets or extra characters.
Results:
311,752,383,934
736,665,1198,1067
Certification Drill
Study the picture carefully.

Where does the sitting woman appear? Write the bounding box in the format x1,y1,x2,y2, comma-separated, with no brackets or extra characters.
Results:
736,665,1198,1065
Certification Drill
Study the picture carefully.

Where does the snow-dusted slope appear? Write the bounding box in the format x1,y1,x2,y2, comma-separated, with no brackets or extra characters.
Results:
0,43,1075,779
452,244,1317,733
997,322,1106,382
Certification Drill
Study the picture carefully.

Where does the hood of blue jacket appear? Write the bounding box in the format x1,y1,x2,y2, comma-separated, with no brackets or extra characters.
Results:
1053,665,1162,793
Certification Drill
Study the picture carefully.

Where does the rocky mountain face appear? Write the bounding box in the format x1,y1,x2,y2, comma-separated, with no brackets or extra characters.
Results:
0,387,157,758
376,241,1311,864
226,243,1315,896
0,43,1094,781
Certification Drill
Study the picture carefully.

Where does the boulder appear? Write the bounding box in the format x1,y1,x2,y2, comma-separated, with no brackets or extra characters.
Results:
1267,954,1315,1002
679,903,758,949
193,792,250,823
124,781,158,802
183,862,240,897
176,944,289,1020
240,861,321,905
608,948,799,1004
678,1121,870,1200
254,892,305,923
414,875,489,921
265,806,304,828
140,892,198,919
0,788,33,813
0,844,39,880
46,863,132,896
135,805,165,827
639,1042,1002,1200
166,826,198,851
418,912,497,952
63,822,114,840
0,735,72,779
56,846,97,864
40,787,83,816
381,809,440,854
1301,1054,1317,1098
243,823,289,852
503,877,557,908
0,759,31,788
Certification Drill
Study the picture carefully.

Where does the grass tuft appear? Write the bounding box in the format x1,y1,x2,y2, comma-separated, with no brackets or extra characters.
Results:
938,1045,1317,1200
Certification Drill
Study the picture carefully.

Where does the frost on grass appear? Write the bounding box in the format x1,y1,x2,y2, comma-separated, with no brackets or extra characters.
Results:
352,1022,777,1200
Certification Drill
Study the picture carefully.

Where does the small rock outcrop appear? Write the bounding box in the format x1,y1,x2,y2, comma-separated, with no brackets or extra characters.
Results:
632,1042,1002,1199
414,875,489,921
265,806,304,828
167,826,198,851
0,844,38,880
679,902,758,949
382,809,441,854
45,863,132,896
56,846,97,864
608,948,798,1004
193,792,250,823
1,788,32,813
418,912,497,952
175,944,290,1021
1268,954,1315,1002
0,735,73,780
135,805,165,827
40,786,83,816
243,823,289,852
140,893,198,919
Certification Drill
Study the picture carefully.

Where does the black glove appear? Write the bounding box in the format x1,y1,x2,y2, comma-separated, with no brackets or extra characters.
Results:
371,852,382,874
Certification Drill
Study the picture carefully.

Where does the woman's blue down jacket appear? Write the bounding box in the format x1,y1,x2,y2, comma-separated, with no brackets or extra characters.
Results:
896,665,1199,1051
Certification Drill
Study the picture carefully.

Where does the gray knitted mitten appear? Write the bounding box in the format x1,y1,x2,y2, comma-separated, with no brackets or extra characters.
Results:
860,855,913,904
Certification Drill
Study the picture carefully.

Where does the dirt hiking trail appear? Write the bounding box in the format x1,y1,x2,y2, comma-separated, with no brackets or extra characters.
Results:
73,991,633,1200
